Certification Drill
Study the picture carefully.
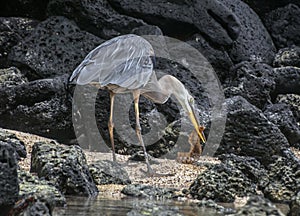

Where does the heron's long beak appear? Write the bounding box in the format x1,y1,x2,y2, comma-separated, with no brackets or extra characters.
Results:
187,103,206,143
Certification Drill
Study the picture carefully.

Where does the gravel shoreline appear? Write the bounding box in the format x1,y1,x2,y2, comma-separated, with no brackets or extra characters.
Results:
9,128,221,199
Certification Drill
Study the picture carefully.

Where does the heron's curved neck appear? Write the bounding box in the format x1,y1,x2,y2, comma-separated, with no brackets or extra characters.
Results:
158,75,189,107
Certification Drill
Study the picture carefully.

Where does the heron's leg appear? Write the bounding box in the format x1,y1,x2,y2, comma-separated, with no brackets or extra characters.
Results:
108,91,116,162
132,91,154,175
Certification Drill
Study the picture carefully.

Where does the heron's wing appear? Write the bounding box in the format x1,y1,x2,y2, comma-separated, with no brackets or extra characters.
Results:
69,34,154,89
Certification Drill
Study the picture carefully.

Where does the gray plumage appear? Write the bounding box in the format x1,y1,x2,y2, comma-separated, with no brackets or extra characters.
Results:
70,34,154,91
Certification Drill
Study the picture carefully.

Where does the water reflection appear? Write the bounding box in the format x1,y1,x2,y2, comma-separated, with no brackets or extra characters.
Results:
53,196,221,216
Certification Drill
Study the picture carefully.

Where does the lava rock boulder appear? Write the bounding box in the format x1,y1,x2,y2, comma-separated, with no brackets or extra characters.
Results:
189,162,257,202
273,46,300,68
31,141,98,196
264,103,300,146
220,0,276,64
264,4,300,49
8,16,103,80
224,61,275,109
0,142,19,216
47,0,146,39
89,160,131,185
217,96,289,166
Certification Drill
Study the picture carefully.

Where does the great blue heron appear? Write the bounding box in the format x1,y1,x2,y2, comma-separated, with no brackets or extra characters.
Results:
70,34,206,176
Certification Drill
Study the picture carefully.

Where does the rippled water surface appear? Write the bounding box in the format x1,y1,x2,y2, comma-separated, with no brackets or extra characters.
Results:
53,196,221,216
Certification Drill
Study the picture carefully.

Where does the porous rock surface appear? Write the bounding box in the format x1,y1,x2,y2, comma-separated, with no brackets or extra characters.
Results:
264,4,300,49
217,96,289,166
31,141,98,196
8,16,103,79
89,160,131,185
0,142,19,216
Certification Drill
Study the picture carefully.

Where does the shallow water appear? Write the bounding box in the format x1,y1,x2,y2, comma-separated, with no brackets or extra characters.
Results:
53,196,221,216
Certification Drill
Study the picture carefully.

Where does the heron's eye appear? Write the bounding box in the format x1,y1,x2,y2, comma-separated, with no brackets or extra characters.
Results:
189,98,194,104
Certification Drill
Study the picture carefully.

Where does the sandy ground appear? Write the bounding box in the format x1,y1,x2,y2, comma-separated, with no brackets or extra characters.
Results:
8,128,300,201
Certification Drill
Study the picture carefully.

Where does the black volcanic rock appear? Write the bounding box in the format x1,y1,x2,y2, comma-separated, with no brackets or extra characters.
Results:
276,94,300,123
241,0,300,17
0,74,73,142
31,141,98,196
272,67,300,97
290,192,300,216
273,46,300,68
89,160,131,185
109,0,241,46
219,154,269,187
217,96,289,166
47,0,146,39
0,142,19,216
224,61,275,109
264,4,300,49
0,128,26,160
8,16,103,80
0,67,28,88
187,34,234,83
233,195,284,216
189,162,257,202
264,103,300,146
122,184,178,199
0,0,49,20
220,0,276,64
0,17,38,68
264,151,300,203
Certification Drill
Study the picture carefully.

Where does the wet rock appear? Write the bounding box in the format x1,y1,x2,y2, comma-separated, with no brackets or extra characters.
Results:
127,200,182,216
289,192,300,216
220,0,276,64
0,67,28,88
264,4,300,49
263,151,300,203
8,16,103,80
273,46,300,68
264,103,300,146
217,96,289,166
89,160,131,185
272,67,300,97
189,162,257,203
109,0,241,46
47,0,146,39
187,34,234,83
0,74,65,115
276,94,300,123
31,141,98,196
18,169,66,209
0,128,26,160
19,200,51,216
122,184,178,199
197,199,235,214
0,142,19,216
224,61,275,109
230,195,284,216
0,0,49,20
0,74,74,142
0,17,38,68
